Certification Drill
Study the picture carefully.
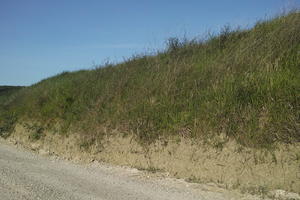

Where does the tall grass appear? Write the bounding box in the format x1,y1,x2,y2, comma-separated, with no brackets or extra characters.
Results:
1,11,299,148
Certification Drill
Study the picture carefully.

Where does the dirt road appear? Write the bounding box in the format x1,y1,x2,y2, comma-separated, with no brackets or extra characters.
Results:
0,140,263,200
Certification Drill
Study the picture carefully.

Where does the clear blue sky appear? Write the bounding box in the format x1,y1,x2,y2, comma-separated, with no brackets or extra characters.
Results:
0,0,298,86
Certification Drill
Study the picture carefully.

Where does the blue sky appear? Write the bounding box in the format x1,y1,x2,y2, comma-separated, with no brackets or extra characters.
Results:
0,0,298,86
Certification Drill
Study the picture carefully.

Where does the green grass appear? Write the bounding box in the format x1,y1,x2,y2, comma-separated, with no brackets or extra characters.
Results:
0,12,299,148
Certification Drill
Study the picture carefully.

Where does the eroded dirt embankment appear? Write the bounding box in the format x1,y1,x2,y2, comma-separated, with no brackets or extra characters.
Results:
3,137,256,200
7,122,300,195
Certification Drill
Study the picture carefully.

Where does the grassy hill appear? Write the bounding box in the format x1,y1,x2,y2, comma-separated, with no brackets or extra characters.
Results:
0,12,299,148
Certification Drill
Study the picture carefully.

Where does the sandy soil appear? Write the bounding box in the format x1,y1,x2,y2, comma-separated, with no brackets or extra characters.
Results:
3,122,300,199
0,138,270,200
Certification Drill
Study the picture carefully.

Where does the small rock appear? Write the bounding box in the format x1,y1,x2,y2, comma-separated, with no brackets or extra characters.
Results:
31,143,40,151
39,149,49,156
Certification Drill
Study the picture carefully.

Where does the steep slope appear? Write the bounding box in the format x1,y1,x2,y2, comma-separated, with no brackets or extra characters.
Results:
2,12,299,147
0,12,300,194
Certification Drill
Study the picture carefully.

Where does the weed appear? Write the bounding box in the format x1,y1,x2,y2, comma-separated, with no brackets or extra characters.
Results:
26,124,45,141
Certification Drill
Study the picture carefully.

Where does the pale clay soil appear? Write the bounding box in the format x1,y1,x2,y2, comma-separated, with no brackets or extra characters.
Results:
0,138,280,200
2,122,300,200
9,123,300,195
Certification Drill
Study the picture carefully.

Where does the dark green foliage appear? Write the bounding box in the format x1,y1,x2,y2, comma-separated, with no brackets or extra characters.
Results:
0,86,23,95
0,86,23,138
23,123,45,141
0,111,17,138
0,86,24,105
0,12,299,148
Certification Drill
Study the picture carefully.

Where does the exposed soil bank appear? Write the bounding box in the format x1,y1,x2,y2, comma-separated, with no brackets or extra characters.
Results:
8,123,300,195
2,138,258,200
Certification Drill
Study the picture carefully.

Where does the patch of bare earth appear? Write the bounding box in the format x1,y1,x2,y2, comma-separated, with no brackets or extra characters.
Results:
5,122,300,199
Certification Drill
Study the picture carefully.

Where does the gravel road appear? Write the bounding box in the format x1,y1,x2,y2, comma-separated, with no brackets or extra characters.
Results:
0,140,260,200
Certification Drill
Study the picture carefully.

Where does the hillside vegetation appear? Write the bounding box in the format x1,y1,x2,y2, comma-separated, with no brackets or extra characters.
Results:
0,86,24,104
1,12,299,148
